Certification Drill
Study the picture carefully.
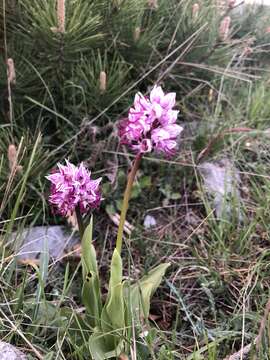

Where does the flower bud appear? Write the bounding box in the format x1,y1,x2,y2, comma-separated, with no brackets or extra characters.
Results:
7,58,16,85
219,16,231,41
57,0,65,33
134,27,141,42
99,71,107,93
208,88,214,103
192,3,199,20
8,144,22,173
8,144,17,171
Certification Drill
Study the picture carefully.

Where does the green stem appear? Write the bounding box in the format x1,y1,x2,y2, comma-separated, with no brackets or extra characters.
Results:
75,206,85,240
116,153,142,254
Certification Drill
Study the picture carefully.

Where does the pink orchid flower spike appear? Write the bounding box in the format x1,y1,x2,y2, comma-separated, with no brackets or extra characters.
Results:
46,160,101,216
118,85,183,156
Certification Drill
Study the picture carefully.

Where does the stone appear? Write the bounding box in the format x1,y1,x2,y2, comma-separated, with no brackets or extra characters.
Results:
198,159,242,221
12,225,79,261
0,341,27,360
143,215,157,229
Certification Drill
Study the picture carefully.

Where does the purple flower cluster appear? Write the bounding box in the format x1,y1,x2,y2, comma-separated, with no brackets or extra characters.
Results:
46,160,101,216
118,85,183,156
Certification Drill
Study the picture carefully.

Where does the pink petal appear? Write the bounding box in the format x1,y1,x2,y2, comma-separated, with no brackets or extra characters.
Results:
160,110,179,125
152,103,163,118
162,124,183,137
150,85,164,104
160,92,176,109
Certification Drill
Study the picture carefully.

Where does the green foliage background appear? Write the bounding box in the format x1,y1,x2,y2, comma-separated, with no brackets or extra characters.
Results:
1,1,270,359
1,0,268,131
1,0,269,221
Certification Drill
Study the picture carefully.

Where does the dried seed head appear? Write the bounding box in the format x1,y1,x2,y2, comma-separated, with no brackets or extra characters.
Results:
192,3,200,20
57,0,65,33
99,71,107,93
7,58,16,85
219,16,231,41
134,27,141,42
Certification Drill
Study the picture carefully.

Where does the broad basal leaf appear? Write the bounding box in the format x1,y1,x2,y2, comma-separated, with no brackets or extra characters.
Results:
124,263,170,323
89,328,125,360
101,248,125,352
81,217,102,328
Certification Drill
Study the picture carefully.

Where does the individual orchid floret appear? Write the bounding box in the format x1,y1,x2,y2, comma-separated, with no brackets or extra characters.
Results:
118,85,183,156
46,160,101,216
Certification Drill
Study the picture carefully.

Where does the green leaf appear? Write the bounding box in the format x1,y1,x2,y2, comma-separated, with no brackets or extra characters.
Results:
24,298,59,337
100,248,125,352
81,217,102,328
89,328,124,360
116,199,123,212
170,192,181,200
131,183,141,199
140,176,151,188
124,263,170,323
105,204,115,216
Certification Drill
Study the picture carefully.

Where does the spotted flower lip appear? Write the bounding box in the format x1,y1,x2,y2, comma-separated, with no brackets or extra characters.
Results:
46,160,101,216
118,85,183,156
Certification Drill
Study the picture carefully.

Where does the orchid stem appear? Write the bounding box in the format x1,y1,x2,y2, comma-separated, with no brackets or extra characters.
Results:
116,153,142,254
75,206,85,240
